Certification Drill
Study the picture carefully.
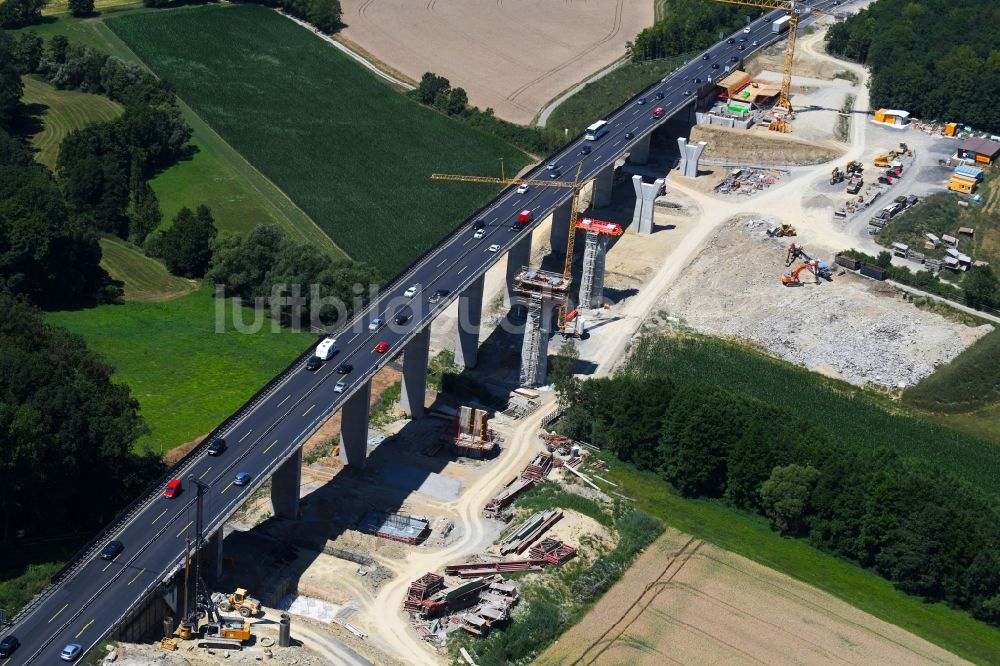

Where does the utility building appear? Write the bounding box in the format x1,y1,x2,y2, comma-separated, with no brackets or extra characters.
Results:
957,137,1000,165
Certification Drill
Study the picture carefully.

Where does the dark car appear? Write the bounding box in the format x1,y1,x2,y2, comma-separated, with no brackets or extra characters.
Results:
473,219,485,231
730,55,740,62
428,288,449,303
394,309,411,325
336,362,353,374
207,438,226,456
654,91,664,100
580,143,592,155
234,472,251,486
712,63,720,69
548,169,561,179
0,636,20,658
738,44,746,50
739,36,748,42
305,355,322,371
637,96,646,105
100,540,123,561
727,38,735,44
683,90,692,96
692,77,702,83
702,53,710,60
624,131,635,140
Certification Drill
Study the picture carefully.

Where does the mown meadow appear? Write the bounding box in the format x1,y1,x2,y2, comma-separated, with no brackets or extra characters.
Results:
107,4,530,277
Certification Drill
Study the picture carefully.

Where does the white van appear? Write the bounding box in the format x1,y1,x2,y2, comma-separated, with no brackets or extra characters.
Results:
315,336,338,360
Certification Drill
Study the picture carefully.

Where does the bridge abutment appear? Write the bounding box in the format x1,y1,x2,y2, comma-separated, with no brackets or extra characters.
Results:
455,274,484,368
399,324,430,418
339,377,372,467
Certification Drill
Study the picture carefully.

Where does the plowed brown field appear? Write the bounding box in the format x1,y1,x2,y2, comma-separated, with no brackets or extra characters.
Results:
538,529,970,666
338,0,653,124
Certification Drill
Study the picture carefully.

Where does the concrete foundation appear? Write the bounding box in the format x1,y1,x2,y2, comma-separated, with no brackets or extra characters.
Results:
455,274,484,368
270,447,302,519
549,199,572,261
578,232,607,309
631,176,665,235
592,165,614,208
677,137,707,178
519,297,558,387
504,231,533,308
339,378,372,468
629,134,651,165
400,325,430,418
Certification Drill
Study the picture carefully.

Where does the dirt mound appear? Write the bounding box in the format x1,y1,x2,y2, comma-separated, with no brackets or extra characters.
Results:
691,124,844,166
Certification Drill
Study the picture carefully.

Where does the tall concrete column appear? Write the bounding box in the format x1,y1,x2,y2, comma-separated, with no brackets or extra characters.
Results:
592,165,614,208
629,134,651,165
631,176,664,235
677,137,707,178
204,529,224,581
270,447,302,519
549,199,572,261
504,231,532,308
519,297,558,388
578,232,608,309
339,377,372,468
399,325,430,418
455,274,484,368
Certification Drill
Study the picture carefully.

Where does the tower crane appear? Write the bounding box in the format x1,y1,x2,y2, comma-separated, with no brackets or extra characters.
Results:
709,0,840,123
431,162,586,334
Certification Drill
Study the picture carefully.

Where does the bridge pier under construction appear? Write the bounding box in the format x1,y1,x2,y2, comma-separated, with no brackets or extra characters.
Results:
339,377,372,468
400,324,431,418
455,274,484,368
515,269,569,387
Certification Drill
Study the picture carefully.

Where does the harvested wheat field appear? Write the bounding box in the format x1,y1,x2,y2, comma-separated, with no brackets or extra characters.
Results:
338,0,653,124
538,529,970,666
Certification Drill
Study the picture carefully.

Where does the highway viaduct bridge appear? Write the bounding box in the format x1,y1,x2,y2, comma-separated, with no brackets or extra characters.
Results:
1,5,840,661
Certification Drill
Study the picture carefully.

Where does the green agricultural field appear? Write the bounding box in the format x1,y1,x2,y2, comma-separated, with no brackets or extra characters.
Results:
599,459,1000,665
106,4,530,277
547,58,681,136
98,236,197,302
47,286,314,454
20,76,123,169
621,333,1000,496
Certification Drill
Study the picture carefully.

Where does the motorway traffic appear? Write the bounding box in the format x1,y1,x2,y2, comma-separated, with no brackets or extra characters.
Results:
0,6,835,662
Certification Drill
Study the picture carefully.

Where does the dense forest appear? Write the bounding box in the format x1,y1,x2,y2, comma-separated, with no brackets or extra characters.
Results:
826,0,1000,132
629,0,749,62
556,335,1000,626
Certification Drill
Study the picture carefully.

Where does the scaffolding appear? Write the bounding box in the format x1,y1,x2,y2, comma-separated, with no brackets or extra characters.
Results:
513,269,569,387
576,218,621,310
452,406,496,458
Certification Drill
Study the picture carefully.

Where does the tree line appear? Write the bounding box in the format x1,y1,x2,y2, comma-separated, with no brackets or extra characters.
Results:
556,356,1000,626
825,0,1000,132
412,72,564,156
628,0,750,62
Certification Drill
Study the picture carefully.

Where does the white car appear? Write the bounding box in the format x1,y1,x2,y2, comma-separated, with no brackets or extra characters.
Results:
516,184,529,194
404,284,419,298
488,244,501,253
368,317,384,330
474,228,485,239
743,26,751,33
334,380,347,393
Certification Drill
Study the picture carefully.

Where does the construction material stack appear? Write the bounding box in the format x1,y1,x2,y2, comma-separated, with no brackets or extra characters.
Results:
529,538,578,565
483,453,554,518
499,510,563,555
404,573,444,613
452,406,496,458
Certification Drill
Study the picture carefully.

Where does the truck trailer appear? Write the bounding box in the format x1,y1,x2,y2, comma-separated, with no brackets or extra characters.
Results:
772,15,791,33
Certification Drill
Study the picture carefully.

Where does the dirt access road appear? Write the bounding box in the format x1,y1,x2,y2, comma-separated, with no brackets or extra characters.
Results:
337,0,653,124
538,529,971,666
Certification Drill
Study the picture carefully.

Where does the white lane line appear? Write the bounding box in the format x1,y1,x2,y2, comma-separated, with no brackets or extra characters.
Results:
48,603,69,624
238,430,253,442
277,394,291,408
151,508,168,525
175,520,193,538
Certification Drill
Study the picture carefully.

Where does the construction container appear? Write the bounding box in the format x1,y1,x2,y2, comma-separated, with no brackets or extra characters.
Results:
948,175,976,194
835,255,861,270
944,122,958,136
860,264,887,281
954,165,984,182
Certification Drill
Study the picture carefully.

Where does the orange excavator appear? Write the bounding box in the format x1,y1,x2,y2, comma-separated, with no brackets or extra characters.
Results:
781,260,819,286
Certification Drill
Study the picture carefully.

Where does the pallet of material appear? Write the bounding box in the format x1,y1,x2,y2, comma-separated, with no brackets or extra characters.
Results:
445,560,546,577
529,538,578,565
499,510,563,555
483,476,536,518
404,572,444,612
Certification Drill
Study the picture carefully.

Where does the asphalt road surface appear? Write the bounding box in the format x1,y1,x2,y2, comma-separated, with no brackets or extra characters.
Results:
0,5,839,663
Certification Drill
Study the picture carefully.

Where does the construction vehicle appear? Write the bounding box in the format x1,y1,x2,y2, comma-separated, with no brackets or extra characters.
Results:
214,588,261,618
830,167,844,185
197,617,251,650
709,0,841,127
846,174,863,194
785,243,812,266
767,223,797,238
432,161,586,335
781,260,820,286
845,160,863,175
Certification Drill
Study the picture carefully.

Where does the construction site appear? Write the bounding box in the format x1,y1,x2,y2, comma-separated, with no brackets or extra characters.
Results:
98,2,997,665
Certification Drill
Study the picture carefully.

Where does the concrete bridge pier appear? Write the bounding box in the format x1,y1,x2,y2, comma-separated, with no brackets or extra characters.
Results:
204,529,224,580
592,165,614,208
519,296,559,388
677,137,707,178
629,134,651,165
455,274,484,368
578,231,608,309
339,378,372,467
270,447,302,518
549,199,572,262
399,324,430,418
504,231,532,309
631,176,665,235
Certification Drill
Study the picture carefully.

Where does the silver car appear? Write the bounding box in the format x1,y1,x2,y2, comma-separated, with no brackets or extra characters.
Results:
368,317,384,330
60,643,82,661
